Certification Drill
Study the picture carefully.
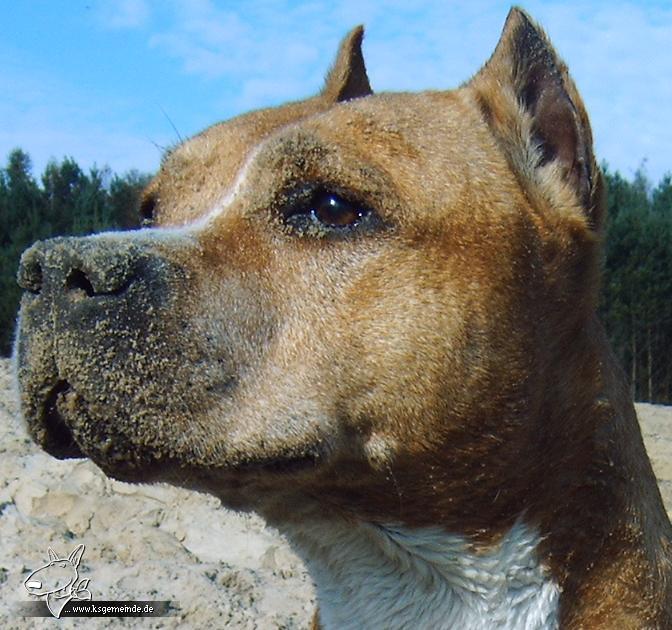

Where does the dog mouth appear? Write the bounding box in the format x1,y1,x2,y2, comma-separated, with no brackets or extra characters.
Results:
39,379,85,459
34,378,160,480
34,377,326,489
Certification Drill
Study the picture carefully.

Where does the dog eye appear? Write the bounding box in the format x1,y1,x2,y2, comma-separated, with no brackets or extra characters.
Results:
312,193,364,227
284,191,369,232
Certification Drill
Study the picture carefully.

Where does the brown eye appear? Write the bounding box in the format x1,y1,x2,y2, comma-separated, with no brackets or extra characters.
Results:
312,193,364,227
282,188,377,236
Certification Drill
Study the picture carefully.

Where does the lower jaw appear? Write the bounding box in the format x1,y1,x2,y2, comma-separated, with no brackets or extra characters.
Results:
29,380,329,500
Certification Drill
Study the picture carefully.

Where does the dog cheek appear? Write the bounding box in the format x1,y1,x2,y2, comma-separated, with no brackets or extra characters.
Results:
327,263,530,466
361,433,399,471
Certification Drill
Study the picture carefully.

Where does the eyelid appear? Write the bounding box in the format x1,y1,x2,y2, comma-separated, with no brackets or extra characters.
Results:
280,185,321,219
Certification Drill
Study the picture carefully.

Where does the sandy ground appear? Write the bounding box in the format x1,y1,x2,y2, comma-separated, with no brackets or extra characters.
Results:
1,357,671,629
0,360,314,629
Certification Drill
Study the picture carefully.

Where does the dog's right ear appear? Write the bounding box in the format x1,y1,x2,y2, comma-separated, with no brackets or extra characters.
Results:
322,26,373,102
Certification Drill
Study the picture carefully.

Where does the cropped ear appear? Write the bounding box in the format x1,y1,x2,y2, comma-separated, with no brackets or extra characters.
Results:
68,544,85,567
322,26,373,102
468,8,601,228
48,547,58,562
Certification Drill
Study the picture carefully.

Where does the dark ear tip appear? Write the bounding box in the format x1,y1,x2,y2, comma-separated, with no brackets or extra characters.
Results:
344,25,365,48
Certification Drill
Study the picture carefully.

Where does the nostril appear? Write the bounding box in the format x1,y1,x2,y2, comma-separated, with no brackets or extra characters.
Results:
65,268,96,297
17,254,43,295
65,267,133,297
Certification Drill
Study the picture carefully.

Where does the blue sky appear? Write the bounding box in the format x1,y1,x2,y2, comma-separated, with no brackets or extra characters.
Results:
2,0,671,184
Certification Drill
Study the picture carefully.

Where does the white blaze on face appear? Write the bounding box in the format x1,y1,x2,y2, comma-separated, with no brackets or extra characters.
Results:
85,143,266,246
189,143,266,232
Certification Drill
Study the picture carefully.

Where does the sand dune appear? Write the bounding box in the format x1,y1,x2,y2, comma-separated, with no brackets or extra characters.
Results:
1,358,670,628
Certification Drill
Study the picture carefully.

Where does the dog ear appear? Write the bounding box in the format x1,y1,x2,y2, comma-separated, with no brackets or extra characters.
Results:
322,26,372,102
68,544,85,567
48,547,58,562
469,8,601,227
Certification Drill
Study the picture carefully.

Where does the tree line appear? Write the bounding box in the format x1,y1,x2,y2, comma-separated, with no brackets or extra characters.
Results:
600,166,672,404
0,149,150,357
0,149,671,403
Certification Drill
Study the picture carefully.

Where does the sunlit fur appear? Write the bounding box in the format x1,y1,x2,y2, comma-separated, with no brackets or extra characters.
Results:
14,9,672,629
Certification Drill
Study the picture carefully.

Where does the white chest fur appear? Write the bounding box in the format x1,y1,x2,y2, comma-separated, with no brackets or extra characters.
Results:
286,517,560,630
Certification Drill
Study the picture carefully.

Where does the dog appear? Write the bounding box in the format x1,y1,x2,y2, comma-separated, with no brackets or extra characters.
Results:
14,7,672,629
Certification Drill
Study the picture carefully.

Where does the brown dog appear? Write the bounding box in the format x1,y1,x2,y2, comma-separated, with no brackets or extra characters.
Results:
14,8,672,628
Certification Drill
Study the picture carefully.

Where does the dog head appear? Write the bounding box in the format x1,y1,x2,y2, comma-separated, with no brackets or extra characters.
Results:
16,9,604,530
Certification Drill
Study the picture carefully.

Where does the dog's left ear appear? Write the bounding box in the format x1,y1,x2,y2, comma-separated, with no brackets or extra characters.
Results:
322,26,373,102
469,8,601,228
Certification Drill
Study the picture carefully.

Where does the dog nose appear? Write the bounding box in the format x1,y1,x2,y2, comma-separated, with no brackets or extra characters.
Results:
18,237,137,298
16,233,182,466
17,244,43,294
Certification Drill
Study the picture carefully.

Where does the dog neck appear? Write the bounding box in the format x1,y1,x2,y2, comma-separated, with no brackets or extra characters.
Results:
284,516,560,630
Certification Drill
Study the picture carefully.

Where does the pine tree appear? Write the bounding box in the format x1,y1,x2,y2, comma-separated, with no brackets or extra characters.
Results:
0,150,149,355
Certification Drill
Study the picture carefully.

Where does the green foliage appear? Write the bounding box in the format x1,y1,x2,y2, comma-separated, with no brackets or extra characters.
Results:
0,149,150,355
0,149,670,403
600,166,672,403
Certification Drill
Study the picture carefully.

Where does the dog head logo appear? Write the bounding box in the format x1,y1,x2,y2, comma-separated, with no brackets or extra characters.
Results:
24,544,92,618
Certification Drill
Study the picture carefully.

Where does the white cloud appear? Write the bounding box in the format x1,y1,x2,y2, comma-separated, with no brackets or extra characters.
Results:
97,0,150,30
143,0,672,181
0,62,169,178
149,1,326,85
2,1,670,183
